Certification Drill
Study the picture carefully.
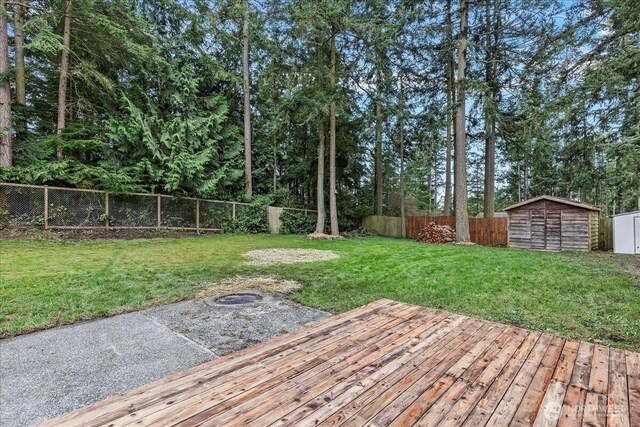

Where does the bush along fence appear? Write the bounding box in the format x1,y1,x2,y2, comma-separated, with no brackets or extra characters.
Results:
0,183,314,234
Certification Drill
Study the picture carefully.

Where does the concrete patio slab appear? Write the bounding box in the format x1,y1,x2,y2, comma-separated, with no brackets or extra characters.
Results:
0,293,329,427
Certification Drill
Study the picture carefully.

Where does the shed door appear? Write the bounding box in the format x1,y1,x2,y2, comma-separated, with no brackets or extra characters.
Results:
545,210,562,251
560,210,589,251
530,208,546,249
635,217,640,254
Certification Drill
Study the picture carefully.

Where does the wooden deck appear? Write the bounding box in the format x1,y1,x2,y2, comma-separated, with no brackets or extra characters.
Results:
40,299,639,426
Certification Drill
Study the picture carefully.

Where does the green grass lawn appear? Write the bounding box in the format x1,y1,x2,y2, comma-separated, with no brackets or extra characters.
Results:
1,235,639,350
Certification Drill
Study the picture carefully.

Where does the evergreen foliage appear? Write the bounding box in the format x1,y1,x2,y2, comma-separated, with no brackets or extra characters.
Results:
280,210,316,235
0,0,637,218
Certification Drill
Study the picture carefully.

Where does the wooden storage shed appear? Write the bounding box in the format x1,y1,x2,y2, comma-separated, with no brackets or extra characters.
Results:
504,196,600,251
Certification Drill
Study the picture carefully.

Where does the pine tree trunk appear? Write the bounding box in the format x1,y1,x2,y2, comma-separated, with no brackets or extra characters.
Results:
313,29,326,234
0,0,12,168
399,73,406,238
56,0,72,161
483,0,496,218
13,0,26,143
329,28,339,236
13,1,25,105
443,0,454,215
454,0,470,242
374,63,383,216
315,117,326,233
242,0,252,197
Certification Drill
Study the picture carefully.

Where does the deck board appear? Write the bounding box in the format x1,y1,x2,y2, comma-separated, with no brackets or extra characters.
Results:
37,300,639,427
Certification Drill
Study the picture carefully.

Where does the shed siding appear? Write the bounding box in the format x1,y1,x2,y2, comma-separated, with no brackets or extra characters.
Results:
590,211,599,250
508,210,531,249
507,199,595,251
546,209,562,251
560,209,589,250
530,207,546,249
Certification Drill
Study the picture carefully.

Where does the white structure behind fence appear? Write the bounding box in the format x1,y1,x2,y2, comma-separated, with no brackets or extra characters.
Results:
612,211,640,255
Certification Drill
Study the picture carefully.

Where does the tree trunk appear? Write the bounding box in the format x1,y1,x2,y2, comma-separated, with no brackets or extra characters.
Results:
329,28,339,236
13,0,26,143
399,73,406,238
454,0,470,242
14,1,25,106
315,117,326,233
443,0,453,215
242,0,252,197
0,0,12,168
374,63,383,216
313,29,326,234
56,0,72,161
483,0,496,218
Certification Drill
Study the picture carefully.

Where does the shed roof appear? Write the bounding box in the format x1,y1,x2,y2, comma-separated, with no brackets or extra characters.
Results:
611,210,640,217
504,195,601,212
475,211,508,218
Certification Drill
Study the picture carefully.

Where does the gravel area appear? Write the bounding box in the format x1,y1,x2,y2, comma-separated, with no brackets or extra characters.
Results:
243,248,339,266
0,288,329,427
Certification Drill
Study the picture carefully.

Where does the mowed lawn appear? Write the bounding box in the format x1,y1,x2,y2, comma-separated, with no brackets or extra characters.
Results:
1,235,639,350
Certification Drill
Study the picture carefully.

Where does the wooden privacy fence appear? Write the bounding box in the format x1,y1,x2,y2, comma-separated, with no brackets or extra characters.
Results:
267,206,316,234
598,217,613,251
361,215,404,238
406,216,508,245
362,215,508,245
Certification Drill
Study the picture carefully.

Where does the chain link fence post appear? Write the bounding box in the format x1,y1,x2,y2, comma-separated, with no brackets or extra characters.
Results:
43,186,49,230
105,192,110,229
196,199,200,233
156,194,161,230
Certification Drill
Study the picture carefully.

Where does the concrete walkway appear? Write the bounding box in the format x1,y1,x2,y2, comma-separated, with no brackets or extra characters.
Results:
0,293,329,427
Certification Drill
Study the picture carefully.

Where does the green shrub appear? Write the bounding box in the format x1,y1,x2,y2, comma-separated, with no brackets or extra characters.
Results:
222,204,269,233
280,210,316,235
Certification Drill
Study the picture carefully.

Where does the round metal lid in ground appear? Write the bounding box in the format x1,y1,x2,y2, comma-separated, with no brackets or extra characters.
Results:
214,293,263,305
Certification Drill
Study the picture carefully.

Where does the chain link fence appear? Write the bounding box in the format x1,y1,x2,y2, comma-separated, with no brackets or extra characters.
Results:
0,184,46,228
0,183,256,232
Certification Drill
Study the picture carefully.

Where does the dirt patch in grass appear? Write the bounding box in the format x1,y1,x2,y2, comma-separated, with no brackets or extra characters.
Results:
243,248,339,266
579,251,640,281
307,232,345,240
196,276,302,298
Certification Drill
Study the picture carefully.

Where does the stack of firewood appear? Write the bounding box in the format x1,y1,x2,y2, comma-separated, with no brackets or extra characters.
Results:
415,222,456,243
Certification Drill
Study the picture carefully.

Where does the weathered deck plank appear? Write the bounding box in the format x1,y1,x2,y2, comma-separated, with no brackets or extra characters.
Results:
37,300,638,427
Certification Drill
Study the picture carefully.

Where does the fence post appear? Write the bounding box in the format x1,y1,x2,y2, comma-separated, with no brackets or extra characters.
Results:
157,195,161,229
104,192,110,229
43,186,49,230
232,202,236,220
196,199,200,233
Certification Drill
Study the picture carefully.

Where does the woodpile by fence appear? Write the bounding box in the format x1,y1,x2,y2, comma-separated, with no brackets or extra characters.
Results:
415,222,456,243
361,215,508,245
406,216,508,245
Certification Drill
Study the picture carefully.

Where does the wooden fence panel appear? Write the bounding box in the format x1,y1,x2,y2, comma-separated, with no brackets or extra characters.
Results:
361,216,404,238
405,215,507,245
469,217,508,245
598,217,613,251
406,216,455,239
